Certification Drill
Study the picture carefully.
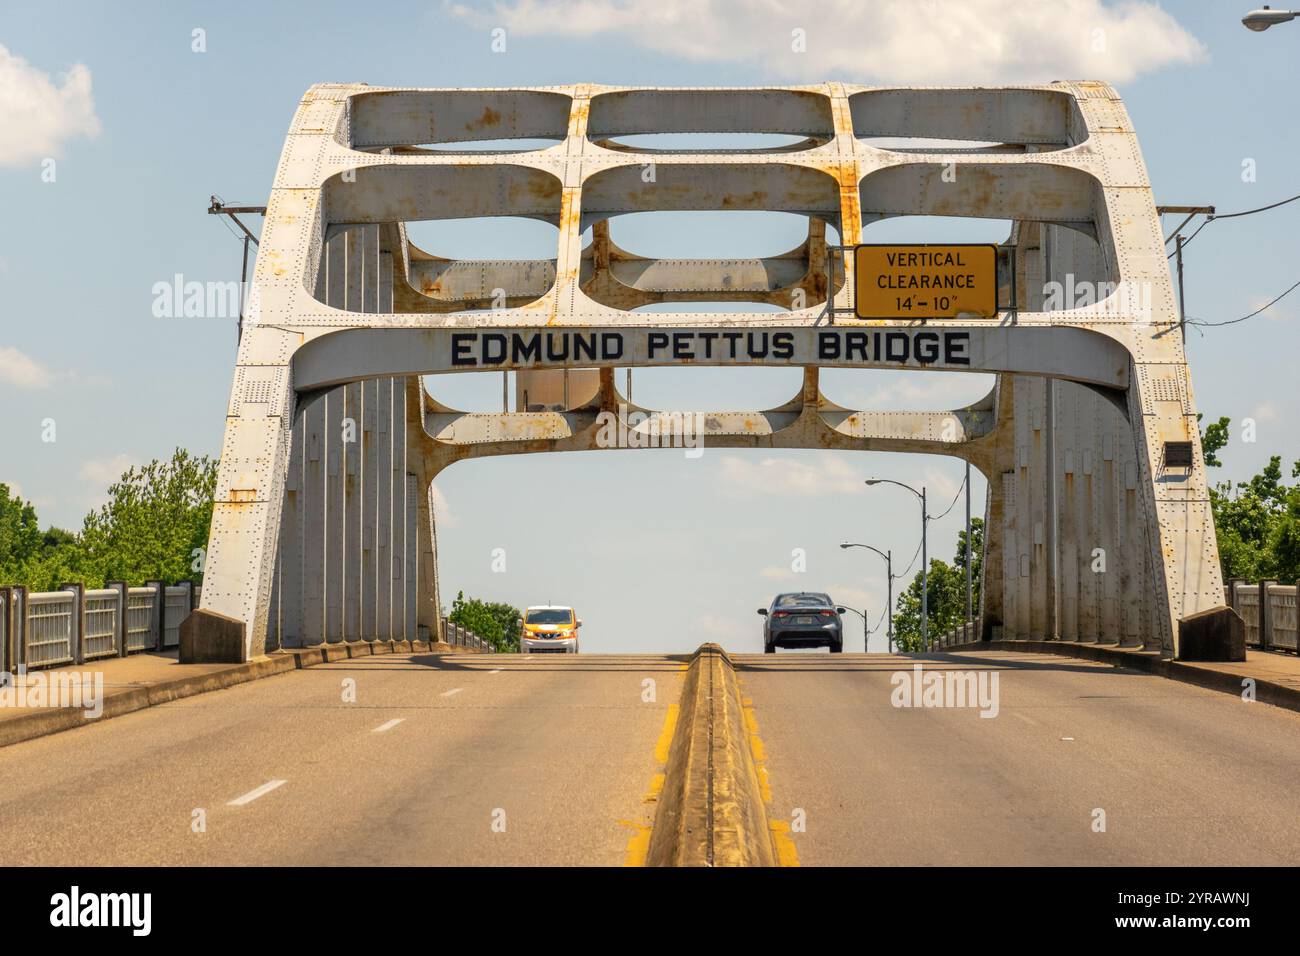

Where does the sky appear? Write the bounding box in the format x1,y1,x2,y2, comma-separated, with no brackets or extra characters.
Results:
0,0,1297,654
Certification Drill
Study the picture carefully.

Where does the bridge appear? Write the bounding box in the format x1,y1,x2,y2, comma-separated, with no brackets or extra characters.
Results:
7,81,1297,869
185,80,1228,661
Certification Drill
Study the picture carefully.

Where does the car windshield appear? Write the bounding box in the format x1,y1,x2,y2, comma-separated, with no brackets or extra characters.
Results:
775,593,831,608
526,609,573,625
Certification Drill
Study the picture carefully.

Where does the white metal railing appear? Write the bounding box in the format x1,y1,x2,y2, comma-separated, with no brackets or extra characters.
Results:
125,588,156,652
0,581,201,670
935,620,979,649
440,617,495,652
83,588,120,659
1235,582,1262,647
1269,583,1298,652
1221,579,1300,654
25,592,76,667
162,586,189,649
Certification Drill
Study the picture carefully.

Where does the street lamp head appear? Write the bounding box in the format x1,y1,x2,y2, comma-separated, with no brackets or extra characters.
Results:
1243,6,1297,30
864,479,881,486
840,543,851,549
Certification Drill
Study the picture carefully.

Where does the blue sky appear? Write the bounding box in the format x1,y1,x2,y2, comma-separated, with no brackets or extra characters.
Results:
1,0,1297,653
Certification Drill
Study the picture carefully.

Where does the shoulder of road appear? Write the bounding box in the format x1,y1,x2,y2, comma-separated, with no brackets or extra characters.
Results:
0,639,486,749
944,639,1300,714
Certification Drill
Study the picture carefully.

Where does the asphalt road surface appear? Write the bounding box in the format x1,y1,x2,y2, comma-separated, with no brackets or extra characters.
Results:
0,653,683,866
6,648,1300,866
735,649,1300,865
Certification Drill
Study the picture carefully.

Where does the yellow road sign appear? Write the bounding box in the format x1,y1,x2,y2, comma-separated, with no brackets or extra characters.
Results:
854,244,999,319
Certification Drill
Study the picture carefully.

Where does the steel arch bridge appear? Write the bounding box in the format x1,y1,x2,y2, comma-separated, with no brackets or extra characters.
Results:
187,81,1227,661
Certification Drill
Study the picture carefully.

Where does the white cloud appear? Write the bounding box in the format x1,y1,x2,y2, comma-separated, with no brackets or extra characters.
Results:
79,454,137,486
0,347,109,390
0,346,54,389
0,44,101,166
1249,402,1279,424
451,0,1205,84
1249,295,1290,323
696,613,747,641
830,371,995,411
717,452,866,497
430,482,458,527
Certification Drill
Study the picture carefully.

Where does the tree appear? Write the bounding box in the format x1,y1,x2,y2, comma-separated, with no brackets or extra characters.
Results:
1199,416,1300,584
0,484,43,581
954,516,984,615
482,601,522,651
77,449,218,586
891,518,983,651
1199,413,1231,468
447,587,517,655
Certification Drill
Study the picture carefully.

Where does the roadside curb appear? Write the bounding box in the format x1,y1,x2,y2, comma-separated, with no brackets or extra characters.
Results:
646,643,776,867
943,639,1300,714
0,638,487,750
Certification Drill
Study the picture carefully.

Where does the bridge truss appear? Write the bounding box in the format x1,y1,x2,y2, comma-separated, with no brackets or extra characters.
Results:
191,82,1225,660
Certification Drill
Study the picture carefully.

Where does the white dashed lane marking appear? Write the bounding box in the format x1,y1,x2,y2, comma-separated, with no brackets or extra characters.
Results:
440,688,463,698
228,780,287,807
373,719,405,733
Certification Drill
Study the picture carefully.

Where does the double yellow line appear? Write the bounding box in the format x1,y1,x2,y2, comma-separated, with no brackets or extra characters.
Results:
625,645,799,867
623,702,680,867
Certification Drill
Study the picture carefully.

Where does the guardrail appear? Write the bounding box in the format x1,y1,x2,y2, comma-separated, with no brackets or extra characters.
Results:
0,580,199,673
933,620,979,650
440,617,496,653
1227,579,1299,653
927,581,1300,656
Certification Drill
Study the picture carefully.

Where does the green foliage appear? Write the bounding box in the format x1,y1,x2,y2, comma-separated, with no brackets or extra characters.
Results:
0,484,43,580
1199,413,1231,468
1,450,217,590
79,449,217,586
1208,430,1300,583
448,590,522,651
482,600,522,651
891,518,983,651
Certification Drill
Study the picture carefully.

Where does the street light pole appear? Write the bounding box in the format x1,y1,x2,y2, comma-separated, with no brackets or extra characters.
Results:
885,550,892,653
864,479,929,651
921,486,928,651
965,460,973,631
840,543,894,653
838,606,872,652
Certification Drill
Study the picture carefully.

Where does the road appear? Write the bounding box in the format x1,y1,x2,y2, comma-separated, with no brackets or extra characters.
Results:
0,652,683,866
736,650,1300,865
5,647,1300,866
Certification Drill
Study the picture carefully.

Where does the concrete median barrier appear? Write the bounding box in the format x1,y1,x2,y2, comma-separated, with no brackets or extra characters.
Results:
646,643,776,867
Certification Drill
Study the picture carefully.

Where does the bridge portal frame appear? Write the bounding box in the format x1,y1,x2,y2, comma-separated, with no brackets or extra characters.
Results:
192,81,1224,661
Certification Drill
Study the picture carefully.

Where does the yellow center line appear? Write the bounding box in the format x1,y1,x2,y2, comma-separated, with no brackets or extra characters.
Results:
654,704,680,764
743,699,800,867
624,701,680,867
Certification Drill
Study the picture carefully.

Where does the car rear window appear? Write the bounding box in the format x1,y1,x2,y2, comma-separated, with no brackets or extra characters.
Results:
775,593,831,608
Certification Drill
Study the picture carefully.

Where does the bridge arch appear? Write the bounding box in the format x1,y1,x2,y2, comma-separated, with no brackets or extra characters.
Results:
191,81,1224,662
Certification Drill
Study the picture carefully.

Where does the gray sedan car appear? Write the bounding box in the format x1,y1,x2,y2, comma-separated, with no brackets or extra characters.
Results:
758,592,847,653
